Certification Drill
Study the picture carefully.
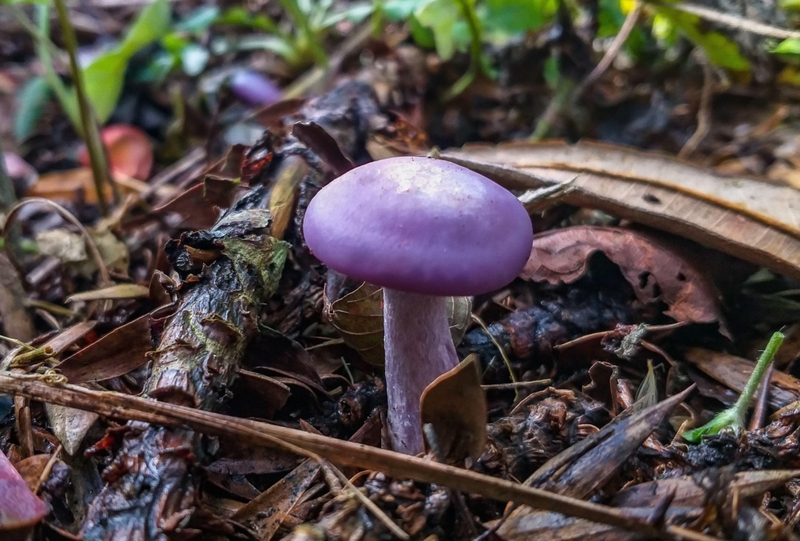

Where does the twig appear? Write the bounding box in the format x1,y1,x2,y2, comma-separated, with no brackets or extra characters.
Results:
644,0,800,40
577,2,643,94
0,372,713,541
679,50,714,159
34,444,63,495
53,0,117,215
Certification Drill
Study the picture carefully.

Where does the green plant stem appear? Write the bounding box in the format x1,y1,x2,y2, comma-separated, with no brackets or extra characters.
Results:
52,0,117,216
733,331,785,421
443,0,484,100
0,143,26,266
683,331,785,443
278,0,328,67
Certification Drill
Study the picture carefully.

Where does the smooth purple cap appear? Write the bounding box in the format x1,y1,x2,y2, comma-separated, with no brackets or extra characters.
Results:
303,157,533,296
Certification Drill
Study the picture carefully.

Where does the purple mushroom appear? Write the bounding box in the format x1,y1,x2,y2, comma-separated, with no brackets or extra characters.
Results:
303,156,533,454
229,70,282,107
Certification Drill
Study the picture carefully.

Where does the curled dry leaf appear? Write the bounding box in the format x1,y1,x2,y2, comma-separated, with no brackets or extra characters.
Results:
325,282,471,366
420,353,487,465
440,141,800,281
0,448,47,537
521,226,728,336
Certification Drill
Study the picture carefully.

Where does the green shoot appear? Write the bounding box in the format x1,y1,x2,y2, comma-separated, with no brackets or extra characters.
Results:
53,0,116,215
683,331,785,443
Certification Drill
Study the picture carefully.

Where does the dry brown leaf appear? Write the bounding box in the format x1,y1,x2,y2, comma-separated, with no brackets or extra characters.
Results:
232,459,320,540
420,354,486,465
440,141,800,281
685,348,800,409
12,454,50,492
325,283,471,366
152,178,235,231
56,310,163,383
522,226,727,334
65,284,149,303
237,369,292,418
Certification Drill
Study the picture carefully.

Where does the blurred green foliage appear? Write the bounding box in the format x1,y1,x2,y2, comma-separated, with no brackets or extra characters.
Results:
6,0,800,140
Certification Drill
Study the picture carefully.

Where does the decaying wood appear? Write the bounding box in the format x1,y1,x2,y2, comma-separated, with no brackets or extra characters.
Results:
80,82,382,540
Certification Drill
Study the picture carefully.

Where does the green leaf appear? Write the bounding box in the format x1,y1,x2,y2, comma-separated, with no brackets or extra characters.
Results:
772,38,800,56
482,0,555,36
80,51,128,123
383,0,426,20
780,0,800,10
415,0,462,60
119,0,171,58
655,7,749,71
408,14,436,48
174,5,219,33
14,76,50,141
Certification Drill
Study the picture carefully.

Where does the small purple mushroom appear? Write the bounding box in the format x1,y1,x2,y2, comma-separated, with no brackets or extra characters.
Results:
229,70,282,107
303,156,533,454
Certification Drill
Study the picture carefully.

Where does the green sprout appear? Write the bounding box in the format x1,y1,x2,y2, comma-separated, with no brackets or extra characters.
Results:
683,331,785,444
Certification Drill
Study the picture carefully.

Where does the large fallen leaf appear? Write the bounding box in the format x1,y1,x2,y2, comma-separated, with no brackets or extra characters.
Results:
439,141,800,281
522,226,727,334
0,448,47,537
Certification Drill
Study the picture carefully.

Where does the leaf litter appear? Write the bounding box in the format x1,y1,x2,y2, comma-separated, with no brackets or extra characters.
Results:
2,6,800,541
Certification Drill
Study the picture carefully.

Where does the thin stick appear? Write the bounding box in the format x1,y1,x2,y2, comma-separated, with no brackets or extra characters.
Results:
679,50,714,159
577,2,643,93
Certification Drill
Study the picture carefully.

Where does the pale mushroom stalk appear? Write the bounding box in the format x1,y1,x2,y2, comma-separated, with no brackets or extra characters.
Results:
383,290,459,454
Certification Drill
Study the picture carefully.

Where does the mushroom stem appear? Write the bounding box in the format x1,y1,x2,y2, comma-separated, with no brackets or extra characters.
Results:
383,288,459,454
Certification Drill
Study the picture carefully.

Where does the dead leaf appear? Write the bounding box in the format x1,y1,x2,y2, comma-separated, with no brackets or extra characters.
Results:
65,284,149,303
56,310,161,383
77,124,153,180
522,226,727,335
0,448,47,536
45,404,98,456
685,348,800,409
152,179,232,231
325,283,472,366
292,121,355,175
237,369,292,418
233,459,321,540
420,354,487,465
12,454,50,492
440,141,800,281
268,155,306,240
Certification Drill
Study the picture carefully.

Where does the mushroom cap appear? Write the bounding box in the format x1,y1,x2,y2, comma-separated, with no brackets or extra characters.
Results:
303,157,533,296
